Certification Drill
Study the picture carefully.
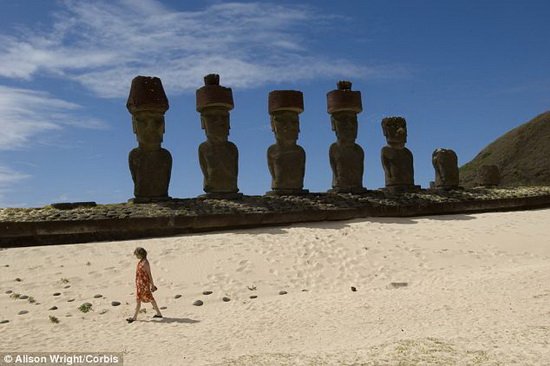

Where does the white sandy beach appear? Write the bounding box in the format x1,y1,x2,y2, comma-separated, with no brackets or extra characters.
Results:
1,209,550,365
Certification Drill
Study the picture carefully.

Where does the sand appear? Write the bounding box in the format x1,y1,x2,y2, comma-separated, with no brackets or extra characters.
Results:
1,209,549,365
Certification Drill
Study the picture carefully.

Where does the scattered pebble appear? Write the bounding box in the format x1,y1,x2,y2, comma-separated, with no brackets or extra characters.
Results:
351,286,357,292
111,301,121,307
0,320,9,324
19,295,29,300
99,309,108,315
278,290,288,295
302,289,308,292
49,306,58,311
193,300,203,306
202,291,213,295
53,293,61,296
64,285,71,289
15,278,22,282
390,282,409,289
249,295,258,299
67,298,75,302
5,290,13,294
65,314,72,317
247,286,256,291
93,294,102,298
160,306,167,310
18,310,28,315
4,264,9,267
222,297,231,302
174,294,182,299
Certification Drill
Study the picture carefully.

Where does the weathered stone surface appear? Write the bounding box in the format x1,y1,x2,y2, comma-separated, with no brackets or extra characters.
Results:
478,165,501,187
196,75,240,198
432,148,460,190
2,187,550,247
267,90,308,196
381,117,420,193
327,81,366,194
127,76,172,203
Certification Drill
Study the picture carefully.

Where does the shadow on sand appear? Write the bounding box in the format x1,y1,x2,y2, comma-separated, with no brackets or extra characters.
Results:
142,317,200,324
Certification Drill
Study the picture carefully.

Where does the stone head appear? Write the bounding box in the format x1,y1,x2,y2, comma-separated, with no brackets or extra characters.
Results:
326,81,362,145
331,111,358,144
201,107,230,143
196,74,234,143
432,148,458,169
268,90,303,145
127,75,169,150
271,111,300,145
382,116,407,148
432,148,459,185
132,110,165,148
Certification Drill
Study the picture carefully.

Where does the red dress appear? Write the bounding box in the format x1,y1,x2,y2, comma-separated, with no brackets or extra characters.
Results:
135,259,155,303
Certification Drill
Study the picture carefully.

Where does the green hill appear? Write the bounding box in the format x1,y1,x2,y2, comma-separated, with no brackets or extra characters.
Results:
460,111,550,187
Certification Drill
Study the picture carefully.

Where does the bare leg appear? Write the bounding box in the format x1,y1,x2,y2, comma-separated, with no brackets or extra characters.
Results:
131,300,142,320
151,299,162,317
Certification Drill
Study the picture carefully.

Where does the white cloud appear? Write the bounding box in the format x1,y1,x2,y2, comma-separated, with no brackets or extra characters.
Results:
0,85,107,150
0,1,406,98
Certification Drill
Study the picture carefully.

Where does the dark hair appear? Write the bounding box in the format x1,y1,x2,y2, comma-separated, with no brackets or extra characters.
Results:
134,247,147,259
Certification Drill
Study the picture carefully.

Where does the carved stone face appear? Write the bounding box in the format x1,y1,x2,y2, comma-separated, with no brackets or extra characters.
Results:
132,111,165,148
331,111,358,144
271,111,300,145
201,107,230,143
382,119,407,149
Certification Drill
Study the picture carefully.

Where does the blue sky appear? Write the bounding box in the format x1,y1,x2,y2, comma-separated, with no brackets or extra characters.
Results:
0,0,549,207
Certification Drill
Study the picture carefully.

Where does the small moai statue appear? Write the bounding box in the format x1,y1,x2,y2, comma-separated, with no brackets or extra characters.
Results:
326,81,366,194
267,90,308,195
380,116,420,193
196,74,240,199
126,76,172,203
432,148,460,190
477,165,500,187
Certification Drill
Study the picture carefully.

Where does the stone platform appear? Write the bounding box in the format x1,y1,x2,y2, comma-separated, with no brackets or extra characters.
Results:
1,186,550,247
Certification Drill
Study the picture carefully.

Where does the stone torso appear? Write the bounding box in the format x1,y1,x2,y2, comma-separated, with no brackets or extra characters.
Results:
199,141,239,193
129,148,172,199
330,143,364,190
267,144,305,190
381,146,414,186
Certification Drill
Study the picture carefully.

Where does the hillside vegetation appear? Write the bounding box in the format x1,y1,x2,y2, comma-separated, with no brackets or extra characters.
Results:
460,111,550,187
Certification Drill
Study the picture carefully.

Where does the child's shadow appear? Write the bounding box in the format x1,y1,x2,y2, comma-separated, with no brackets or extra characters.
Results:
154,317,200,324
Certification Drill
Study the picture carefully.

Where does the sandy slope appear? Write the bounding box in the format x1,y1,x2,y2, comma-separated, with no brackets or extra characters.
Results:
1,209,549,365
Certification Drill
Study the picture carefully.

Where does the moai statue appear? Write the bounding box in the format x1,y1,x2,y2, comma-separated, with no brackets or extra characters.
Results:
326,81,366,194
380,116,420,193
267,90,308,195
196,74,240,199
126,76,172,203
432,148,460,190
477,165,500,187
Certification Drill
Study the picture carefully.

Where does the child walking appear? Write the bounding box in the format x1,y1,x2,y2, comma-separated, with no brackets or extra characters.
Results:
127,247,163,323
